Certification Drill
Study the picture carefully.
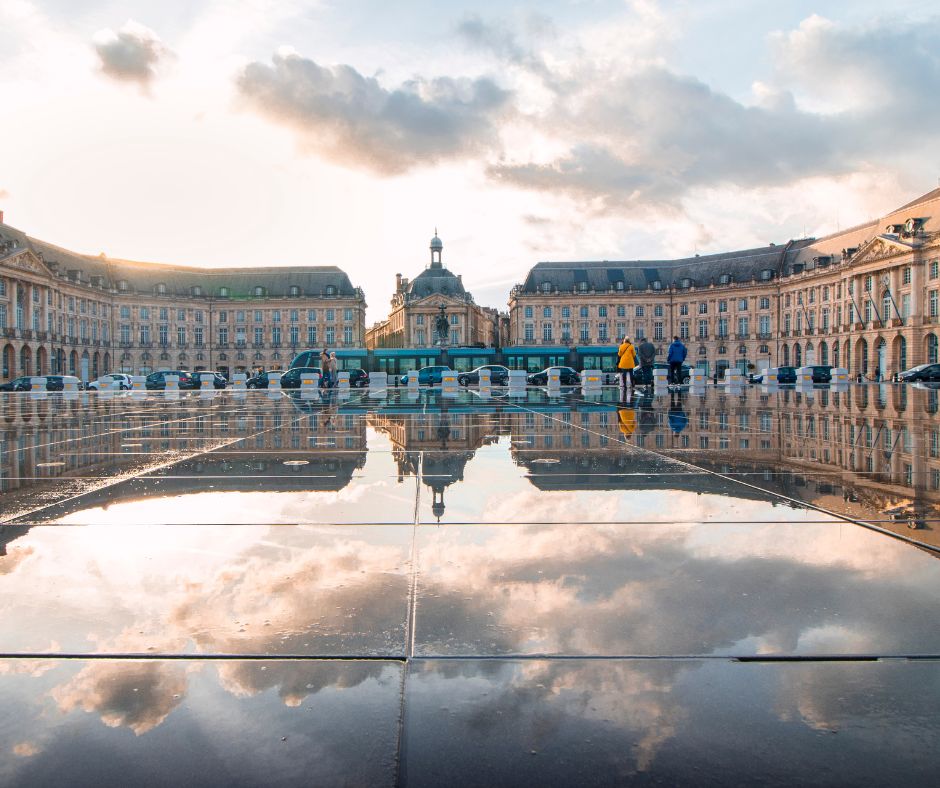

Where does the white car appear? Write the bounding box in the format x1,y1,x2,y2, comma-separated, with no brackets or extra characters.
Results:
87,373,133,391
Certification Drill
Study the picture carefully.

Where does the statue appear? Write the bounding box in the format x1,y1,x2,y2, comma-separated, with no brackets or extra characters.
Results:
435,304,449,346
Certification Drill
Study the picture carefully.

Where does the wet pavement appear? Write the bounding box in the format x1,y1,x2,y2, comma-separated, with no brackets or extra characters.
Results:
1,384,939,785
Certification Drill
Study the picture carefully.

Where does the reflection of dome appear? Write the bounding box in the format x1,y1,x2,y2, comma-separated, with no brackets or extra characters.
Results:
430,234,443,251
406,267,466,298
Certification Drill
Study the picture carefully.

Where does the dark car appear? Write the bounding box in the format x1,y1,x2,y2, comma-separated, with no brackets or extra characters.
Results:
399,366,453,386
898,363,940,383
750,366,797,384
145,370,198,390
0,376,30,392
246,371,273,389
280,366,324,389
527,366,581,386
346,368,369,388
458,365,510,386
807,365,833,383
631,362,692,386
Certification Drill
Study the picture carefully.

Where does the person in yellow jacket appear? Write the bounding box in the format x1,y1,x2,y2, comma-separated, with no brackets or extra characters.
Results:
617,337,637,396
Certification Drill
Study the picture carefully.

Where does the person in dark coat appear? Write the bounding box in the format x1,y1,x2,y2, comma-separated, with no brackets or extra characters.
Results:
667,337,687,385
638,338,656,388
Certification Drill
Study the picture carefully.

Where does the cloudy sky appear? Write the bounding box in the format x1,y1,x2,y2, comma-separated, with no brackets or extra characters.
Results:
1,0,938,320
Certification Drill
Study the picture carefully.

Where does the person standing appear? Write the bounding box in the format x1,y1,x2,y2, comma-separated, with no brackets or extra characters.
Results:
638,337,656,387
617,337,637,398
329,352,339,388
319,347,331,387
667,336,688,385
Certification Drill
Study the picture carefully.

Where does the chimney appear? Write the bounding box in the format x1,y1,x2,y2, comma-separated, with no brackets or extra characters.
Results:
395,273,402,293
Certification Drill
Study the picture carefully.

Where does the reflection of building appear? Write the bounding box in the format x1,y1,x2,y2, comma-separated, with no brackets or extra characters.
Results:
0,395,367,522
0,220,366,381
510,188,940,380
366,234,497,349
368,409,499,520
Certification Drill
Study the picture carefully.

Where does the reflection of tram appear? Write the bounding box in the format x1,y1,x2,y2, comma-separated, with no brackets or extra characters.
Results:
289,345,622,377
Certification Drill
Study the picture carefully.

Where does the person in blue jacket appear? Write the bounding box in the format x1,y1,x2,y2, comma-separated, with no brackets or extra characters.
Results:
667,336,687,385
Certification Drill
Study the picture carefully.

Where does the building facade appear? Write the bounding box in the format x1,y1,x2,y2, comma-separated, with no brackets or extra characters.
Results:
509,188,940,379
366,234,496,349
0,221,366,382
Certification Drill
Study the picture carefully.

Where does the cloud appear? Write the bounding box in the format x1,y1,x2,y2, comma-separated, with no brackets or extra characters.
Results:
92,20,169,88
236,52,512,175
0,188,9,200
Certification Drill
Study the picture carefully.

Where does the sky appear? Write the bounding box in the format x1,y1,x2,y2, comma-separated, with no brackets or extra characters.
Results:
1,0,939,323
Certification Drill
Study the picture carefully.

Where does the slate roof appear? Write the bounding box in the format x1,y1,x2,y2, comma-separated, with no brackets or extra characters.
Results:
0,222,361,299
405,266,470,300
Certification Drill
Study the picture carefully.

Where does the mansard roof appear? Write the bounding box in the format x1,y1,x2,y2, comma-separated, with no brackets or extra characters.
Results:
0,222,361,298
406,266,469,299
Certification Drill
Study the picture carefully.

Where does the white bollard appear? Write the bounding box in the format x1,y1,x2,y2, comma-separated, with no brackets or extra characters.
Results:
337,371,350,390
300,372,320,392
268,372,282,391
478,368,491,387
232,373,247,391
165,374,179,392
30,377,47,391
406,370,419,391
796,366,814,386
653,368,669,388
763,368,779,385
831,367,849,384
691,370,707,386
546,368,562,394
508,369,527,390
723,369,744,386
200,373,214,391
582,369,603,391
64,378,79,392
369,371,388,389
442,371,458,395
131,375,146,391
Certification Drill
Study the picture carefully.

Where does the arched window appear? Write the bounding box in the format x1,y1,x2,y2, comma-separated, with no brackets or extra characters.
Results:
832,342,839,369
794,343,802,366
882,292,892,324
858,339,869,375
254,286,265,297
928,334,938,364
899,336,907,371
782,345,790,365
819,341,829,365
289,285,301,297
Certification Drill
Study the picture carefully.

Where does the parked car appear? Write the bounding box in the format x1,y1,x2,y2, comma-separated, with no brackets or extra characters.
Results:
806,365,833,383
246,371,275,389
199,372,228,389
0,376,31,392
898,363,940,383
347,368,369,388
458,365,510,386
87,373,133,391
145,370,198,390
631,362,692,386
398,366,453,386
280,366,324,389
749,366,797,384
527,366,581,385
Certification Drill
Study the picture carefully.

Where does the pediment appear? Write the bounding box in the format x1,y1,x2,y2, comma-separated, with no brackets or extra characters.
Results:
851,235,913,265
0,247,52,278
409,294,468,308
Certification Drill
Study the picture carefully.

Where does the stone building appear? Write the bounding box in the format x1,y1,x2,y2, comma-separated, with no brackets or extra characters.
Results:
0,220,366,382
510,188,940,379
365,234,496,349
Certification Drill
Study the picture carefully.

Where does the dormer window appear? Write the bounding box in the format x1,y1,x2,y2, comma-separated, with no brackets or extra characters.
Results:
679,278,693,289
541,282,551,293
760,269,774,281
325,285,336,296
191,285,202,297
614,280,624,291
254,286,265,297
651,280,662,291
719,274,731,285
289,285,301,297
118,279,128,292
155,283,167,295
577,281,588,292
219,286,229,298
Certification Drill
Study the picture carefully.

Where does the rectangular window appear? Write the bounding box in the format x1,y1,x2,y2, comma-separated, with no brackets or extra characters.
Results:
120,306,130,319
865,300,873,322
738,317,749,336
542,322,553,341
653,305,663,317
120,325,130,344
139,325,150,344
307,309,316,321
343,326,353,344
759,315,770,336
524,323,534,341
616,321,626,337
616,305,625,317
759,297,770,310
195,327,204,345
679,322,689,340
195,310,204,323
698,319,708,338
344,308,353,322
450,314,459,325
635,325,645,339
290,309,298,322
562,306,571,318
524,306,533,318
177,327,186,345
272,310,281,323
326,309,335,322
219,311,228,323
289,325,299,345
579,322,590,342
159,307,168,321
237,310,245,322
159,325,168,345
653,322,663,340
561,322,571,341
930,290,939,318
699,302,708,314
326,326,335,344
931,260,939,279
178,309,186,321
903,267,912,284
821,309,830,331
865,275,873,292
218,327,228,344
415,329,426,345
635,306,644,317
598,322,609,341
580,306,589,318
255,327,264,344
902,293,911,319
718,300,727,313
140,307,149,320
254,310,263,322
738,299,748,311
679,303,689,316
450,329,459,344
717,318,728,337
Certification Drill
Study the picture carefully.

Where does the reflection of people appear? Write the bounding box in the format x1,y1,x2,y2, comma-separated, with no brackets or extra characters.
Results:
329,352,339,388
667,336,687,385
617,406,636,437
668,391,688,434
617,337,636,398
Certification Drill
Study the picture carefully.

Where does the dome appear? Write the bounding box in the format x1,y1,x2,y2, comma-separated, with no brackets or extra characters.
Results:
406,266,466,298
430,234,443,251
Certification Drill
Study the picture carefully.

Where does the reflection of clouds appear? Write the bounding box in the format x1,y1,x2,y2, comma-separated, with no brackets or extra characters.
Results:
215,661,389,707
417,521,940,656
482,489,619,523
12,741,41,758
52,662,188,735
